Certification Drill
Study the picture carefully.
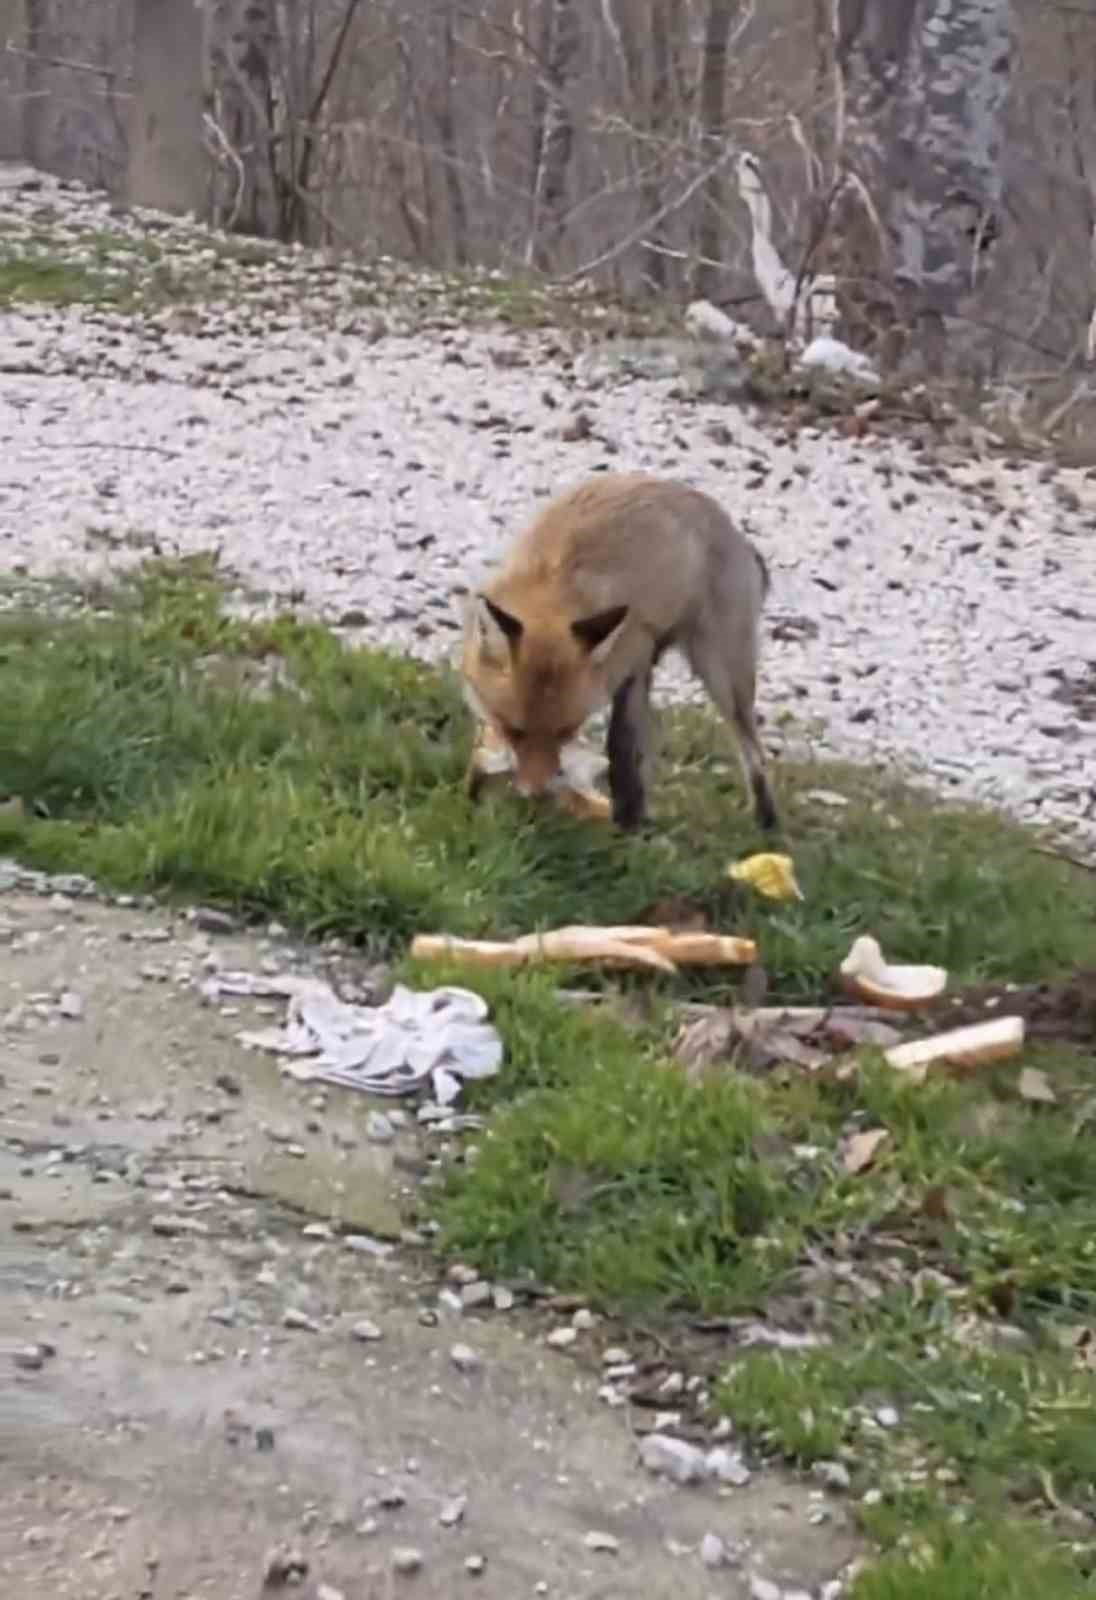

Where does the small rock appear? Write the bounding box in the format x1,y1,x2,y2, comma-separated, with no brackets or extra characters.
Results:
583,1530,620,1554
448,1263,479,1286
317,1586,347,1600
571,1307,595,1331
450,1342,481,1372
350,1318,383,1343
366,1110,395,1143
12,1343,49,1371
283,1307,320,1333
460,1280,493,1309
57,990,84,1019
492,1285,514,1311
546,1326,578,1350
345,1234,395,1259
749,1576,783,1600
391,1546,424,1575
194,906,237,934
439,1495,466,1527
706,1446,751,1487
602,1345,630,1364
464,1553,487,1575
700,1533,727,1569
813,1459,851,1492
638,1433,708,1485
876,1404,900,1428
263,1544,308,1586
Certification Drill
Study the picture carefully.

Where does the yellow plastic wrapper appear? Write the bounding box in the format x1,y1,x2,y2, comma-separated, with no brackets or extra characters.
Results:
727,851,804,902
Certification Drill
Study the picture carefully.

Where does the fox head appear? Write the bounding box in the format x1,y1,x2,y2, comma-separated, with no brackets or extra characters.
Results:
461,593,629,796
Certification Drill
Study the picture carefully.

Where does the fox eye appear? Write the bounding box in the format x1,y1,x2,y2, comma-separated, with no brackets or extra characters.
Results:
502,722,525,742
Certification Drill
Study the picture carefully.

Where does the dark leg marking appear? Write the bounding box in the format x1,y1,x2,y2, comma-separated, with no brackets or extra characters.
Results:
751,770,779,833
607,676,646,830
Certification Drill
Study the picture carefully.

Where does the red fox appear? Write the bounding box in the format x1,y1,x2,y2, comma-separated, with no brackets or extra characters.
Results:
458,473,779,833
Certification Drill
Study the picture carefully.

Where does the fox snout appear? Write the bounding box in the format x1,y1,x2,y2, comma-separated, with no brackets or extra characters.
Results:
508,737,565,797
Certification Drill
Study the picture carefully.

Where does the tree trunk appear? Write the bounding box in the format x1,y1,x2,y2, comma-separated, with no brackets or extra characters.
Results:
0,0,27,162
528,0,580,269
126,0,207,217
214,0,279,237
695,0,739,299
837,0,1013,373
437,8,469,266
612,0,684,293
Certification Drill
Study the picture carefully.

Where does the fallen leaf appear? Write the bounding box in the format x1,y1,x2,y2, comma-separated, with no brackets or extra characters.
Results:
727,851,804,902
920,1185,952,1222
1018,1065,1057,1104
671,1011,738,1076
841,1127,891,1175
823,1014,904,1049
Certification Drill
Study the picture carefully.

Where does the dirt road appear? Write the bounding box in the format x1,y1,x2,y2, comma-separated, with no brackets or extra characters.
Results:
0,878,860,1598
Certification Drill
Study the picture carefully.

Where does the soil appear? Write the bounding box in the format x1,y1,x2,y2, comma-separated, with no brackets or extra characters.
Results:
924,969,1096,1046
0,885,861,1600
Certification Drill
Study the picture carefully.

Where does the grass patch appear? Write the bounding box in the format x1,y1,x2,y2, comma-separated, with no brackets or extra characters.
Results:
846,1517,1094,1600
0,254,133,307
2,563,1095,1590
1,562,1090,981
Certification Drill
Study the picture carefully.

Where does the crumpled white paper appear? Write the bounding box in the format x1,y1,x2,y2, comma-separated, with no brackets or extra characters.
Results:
199,970,502,1105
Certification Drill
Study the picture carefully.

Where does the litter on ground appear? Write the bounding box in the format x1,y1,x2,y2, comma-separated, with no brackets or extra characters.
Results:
199,970,502,1103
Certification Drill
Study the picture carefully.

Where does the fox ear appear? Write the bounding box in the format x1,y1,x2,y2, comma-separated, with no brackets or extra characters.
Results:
571,604,628,661
476,595,523,657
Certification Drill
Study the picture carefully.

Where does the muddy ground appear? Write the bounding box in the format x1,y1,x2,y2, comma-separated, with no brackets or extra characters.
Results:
0,881,862,1600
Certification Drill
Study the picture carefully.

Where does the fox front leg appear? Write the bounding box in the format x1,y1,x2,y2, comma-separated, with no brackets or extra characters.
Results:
606,671,654,830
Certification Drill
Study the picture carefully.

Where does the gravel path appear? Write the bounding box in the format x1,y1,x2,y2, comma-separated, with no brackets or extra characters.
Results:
2,168,1095,853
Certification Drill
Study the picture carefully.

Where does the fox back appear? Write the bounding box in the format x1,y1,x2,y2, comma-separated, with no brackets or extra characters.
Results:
459,472,776,827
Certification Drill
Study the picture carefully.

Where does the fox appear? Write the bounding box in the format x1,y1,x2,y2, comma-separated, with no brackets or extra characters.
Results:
458,472,779,834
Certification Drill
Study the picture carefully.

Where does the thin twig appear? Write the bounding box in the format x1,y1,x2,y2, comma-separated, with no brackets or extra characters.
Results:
560,142,740,284
32,442,181,459
3,42,131,82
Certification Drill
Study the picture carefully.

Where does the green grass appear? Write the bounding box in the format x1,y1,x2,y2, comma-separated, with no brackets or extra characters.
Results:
2,561,1095,1593
0,254,133,307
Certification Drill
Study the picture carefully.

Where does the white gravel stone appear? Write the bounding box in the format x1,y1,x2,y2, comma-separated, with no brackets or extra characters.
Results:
638,1433,709,1485
449,1342,481,1372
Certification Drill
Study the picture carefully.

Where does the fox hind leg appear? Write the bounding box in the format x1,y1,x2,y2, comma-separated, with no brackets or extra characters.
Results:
684,633,779,833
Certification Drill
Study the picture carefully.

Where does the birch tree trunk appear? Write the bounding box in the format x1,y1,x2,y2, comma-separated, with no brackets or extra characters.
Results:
837,0,1013,373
